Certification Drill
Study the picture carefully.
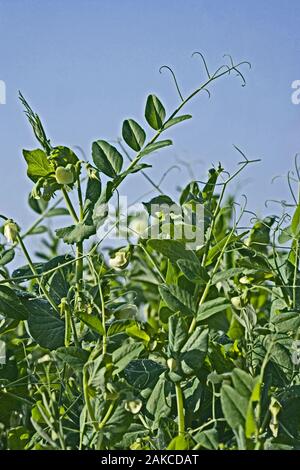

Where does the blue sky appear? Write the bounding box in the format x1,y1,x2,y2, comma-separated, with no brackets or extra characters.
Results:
0,0,300,233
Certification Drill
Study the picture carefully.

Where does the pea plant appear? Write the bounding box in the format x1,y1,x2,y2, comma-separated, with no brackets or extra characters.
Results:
1,53,300,451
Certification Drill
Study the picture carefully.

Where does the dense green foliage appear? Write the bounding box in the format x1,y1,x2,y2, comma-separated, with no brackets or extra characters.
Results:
1,55,300,450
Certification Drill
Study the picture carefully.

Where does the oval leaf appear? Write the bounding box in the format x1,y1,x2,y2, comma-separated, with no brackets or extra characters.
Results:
92,140,123,178
145,94,166,130
122,119,146,151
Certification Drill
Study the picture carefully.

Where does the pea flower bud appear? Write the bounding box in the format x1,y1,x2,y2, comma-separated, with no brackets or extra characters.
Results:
4,220,19,243
231,296,242,310
55,165,74,185
167,358,177,371
109,251,129,270
125,399,142,415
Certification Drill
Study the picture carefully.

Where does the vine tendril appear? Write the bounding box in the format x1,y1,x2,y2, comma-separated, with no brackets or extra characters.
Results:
159,65,184,101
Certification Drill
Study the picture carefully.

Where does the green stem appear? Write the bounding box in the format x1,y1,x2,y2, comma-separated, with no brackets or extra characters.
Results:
175,382,185,436
99,277,107,355
17,234,58,312
83,367,98,431
61,187,79,223
76,179,84,304
98,402,115,430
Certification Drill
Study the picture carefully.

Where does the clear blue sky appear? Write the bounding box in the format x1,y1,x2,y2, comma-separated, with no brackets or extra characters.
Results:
1,0,300,232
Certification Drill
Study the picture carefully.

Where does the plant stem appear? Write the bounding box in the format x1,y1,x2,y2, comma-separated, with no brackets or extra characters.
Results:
99,280,107,355
83,367,98,432
16,234,58,311
61,187,79,223
98,402,115,430
175,382,185,436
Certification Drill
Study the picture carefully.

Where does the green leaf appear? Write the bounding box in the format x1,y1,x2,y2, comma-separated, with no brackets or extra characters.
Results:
0,286,28,320
77,312,104,335
221,384,249,430
55,346,89,369
177,259,209,284
146,374,170,427
104,404,133,436
278,225,293,244
0,249,15,266
92,140,123,178
143,195,175,215
212,267,245,284
107,319,135,336
163,114,192,130
83,176,102,223
28,194,48,214
292,206,300,238
231,369,255,397
23,149,53,183
272,311,300,333
197,298,231,321
206,232,247,265
139,139,172,157
159,284,196,316
194,428,219,450
56,223,96,244
124,359,166,390
26,299,65,350
147,239,198,265
122,119,146,151
180,327,208,374
126,324,150,343
49,146,79,166
168,315,188,354
145,94,166,130
112,339,144,375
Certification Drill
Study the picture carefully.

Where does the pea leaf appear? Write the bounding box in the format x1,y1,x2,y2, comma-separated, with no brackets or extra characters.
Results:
221,384,249,430
55,347,89,370
23,149,53,183
145,94,166,130
180,327,208,374
163,114,192,130
92,140,123,178
26,299,65,350
0,249,15,266
0,286,29,320
197,298,231,321
168,315,188,354
291,206,300,238
77,312,104,335
83,176,102,223
146,374,170,427
124,359,166,390
159,284,196,316
112,339,144,375
177,259,209,284
147,239,198,265
122,119,146,151
56,223,96,244
139,139,172,157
